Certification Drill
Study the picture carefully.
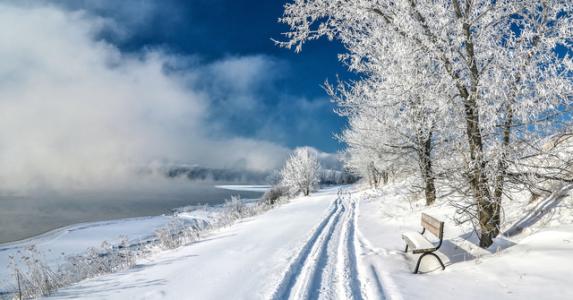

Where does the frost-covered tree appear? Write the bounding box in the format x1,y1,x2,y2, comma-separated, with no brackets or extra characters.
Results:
341,125,390,189
279,0,573,247
280,147,321,196
327,52,447,205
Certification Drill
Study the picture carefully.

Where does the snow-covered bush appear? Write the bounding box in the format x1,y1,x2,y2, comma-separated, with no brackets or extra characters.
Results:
8,245,64,299
155,220,201,250
224,196,247,219
280,147,321,196
84,240,135,276
215,196,262,227
262,185,290,206
7,237,140,299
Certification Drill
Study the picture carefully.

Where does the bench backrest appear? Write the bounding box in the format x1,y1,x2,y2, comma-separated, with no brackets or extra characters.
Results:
421,213,444,240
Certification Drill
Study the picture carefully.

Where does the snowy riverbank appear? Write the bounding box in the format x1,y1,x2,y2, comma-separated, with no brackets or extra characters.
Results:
0,185,270,297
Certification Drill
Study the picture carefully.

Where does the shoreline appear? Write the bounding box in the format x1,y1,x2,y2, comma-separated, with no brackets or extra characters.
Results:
0,185,269,245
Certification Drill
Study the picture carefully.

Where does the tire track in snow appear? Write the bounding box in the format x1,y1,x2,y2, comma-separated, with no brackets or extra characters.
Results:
271,190,369,300
335,197,354,299
344,199,365,300
292,200,345,299
331,192,364,300
271,197,343,300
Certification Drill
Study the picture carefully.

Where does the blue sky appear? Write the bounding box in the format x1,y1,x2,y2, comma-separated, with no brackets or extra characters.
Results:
0,0,351,188
79,0,350,152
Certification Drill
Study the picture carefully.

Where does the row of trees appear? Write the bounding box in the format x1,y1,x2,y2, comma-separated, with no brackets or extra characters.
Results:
279,0,573,248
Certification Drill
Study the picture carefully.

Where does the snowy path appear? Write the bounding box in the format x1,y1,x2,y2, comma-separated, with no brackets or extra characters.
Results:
46,187,382,300
271,190,367,300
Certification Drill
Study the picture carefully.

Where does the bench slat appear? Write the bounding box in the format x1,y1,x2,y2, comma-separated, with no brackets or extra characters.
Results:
423,222,442,237
402,231,435,251
421,213,443,238
421,213,442,228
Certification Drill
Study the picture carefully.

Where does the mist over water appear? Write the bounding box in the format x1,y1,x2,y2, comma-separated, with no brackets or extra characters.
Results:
0,182,263,244
0,2,292,244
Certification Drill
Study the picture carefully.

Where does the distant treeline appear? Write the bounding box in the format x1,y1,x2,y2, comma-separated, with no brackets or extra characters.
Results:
165,165,269,183
319,169,360,185
162,165,359,185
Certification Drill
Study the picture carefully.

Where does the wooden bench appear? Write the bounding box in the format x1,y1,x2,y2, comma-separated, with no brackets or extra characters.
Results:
402,213,446,274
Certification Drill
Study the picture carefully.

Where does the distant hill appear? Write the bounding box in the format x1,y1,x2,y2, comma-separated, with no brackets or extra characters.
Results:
163,165,270,183
155,163,359,185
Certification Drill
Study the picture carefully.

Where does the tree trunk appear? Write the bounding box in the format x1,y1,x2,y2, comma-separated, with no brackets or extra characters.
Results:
459,19,499,248
368,162,380,188
489,101,513,243
417,130,436,206
464,89,499,248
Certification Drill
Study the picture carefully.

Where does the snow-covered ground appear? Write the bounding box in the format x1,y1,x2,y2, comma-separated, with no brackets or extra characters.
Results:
4,182,573,299
43,181,573,299
356,181,573,300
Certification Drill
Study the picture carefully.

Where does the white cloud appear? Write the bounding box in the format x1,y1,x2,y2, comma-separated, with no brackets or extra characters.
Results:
0,3,289,190
196,55,285,116
1,0,170,35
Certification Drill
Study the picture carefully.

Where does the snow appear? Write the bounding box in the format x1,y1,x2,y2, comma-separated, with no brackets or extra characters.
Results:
1,181,571,299
215,185,271,193
401,231,435,251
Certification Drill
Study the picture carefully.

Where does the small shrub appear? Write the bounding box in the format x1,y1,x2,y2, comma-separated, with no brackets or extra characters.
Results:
8,245,65,299
155,220,200,250
262,185,290,206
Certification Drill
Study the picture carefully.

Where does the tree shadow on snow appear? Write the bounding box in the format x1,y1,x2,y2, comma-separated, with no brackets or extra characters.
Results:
414,229,520,273
409,239,475,274
503,185,573,237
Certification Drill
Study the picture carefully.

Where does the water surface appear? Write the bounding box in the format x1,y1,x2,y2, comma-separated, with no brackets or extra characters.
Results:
0,183,263,243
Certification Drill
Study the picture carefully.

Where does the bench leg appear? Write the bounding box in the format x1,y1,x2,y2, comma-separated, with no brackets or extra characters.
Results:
404,244,409,252
414,252,446,274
